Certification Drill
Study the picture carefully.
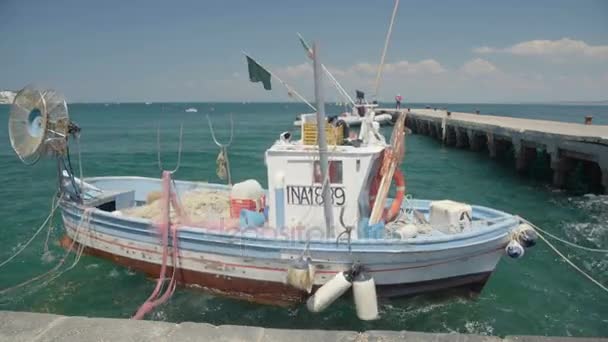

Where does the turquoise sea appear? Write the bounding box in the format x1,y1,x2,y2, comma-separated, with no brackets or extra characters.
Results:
0,102,607,337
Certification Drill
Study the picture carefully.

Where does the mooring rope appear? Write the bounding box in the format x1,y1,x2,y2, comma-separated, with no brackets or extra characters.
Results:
516,216,608,294
0,192,62,269
0,208,92,295
537,232,608,293
519,217,608,253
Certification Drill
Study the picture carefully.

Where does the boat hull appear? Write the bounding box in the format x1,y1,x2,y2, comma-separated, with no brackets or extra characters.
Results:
60,202,511,306
60,233,492,306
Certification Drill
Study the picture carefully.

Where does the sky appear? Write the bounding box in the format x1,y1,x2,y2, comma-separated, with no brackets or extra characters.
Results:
1,0,607,103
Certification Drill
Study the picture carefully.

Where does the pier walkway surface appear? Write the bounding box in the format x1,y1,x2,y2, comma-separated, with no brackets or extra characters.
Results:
1,311,605,342
378,108,608,193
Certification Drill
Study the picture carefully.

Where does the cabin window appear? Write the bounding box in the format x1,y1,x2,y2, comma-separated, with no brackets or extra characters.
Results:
313,160,343,184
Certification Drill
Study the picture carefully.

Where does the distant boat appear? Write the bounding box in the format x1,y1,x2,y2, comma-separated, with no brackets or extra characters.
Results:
185,107,198,113
145,102,152,105
294,103,394,127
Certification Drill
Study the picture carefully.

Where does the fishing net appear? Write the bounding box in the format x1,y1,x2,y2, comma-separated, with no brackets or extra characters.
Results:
122,188,231,224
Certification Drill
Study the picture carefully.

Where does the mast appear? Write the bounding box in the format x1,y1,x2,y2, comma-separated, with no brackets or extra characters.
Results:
297,33,355,106
373,0,400,99
312,42,334,237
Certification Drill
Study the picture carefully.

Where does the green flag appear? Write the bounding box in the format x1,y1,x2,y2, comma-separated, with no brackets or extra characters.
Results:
246,56,272,90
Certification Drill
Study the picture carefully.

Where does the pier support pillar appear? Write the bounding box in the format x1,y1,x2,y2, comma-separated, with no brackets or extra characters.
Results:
487,133,496,158
513,140,535,172
445,126,456,146
602,169,608,193
550,151,573,188
409,119,418,134
467,130,482,151
433,122,442,141
513,141,525,171
455,128,466,148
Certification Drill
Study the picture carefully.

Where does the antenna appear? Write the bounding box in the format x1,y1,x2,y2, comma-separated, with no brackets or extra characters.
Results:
9,85,73,165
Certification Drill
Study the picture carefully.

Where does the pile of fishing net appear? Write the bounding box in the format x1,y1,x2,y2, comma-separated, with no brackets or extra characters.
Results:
121,188,231,223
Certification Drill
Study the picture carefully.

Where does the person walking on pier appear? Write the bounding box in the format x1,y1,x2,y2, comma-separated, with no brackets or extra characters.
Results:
395,94,402,109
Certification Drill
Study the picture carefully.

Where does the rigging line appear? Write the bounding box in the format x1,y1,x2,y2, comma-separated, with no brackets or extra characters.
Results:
0,192,62,269
373,0,400,98
519,217,608,253
207,114,234,185
43,193,61,254
0,208,92,295
207,114,234,147
242,51,317,112
537,232,608,293
156,123,184,174
296,32,355,106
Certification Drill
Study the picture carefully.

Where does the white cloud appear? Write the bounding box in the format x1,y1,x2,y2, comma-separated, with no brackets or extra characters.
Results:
474,38,608,59
364,59,445,75
275,63,313,78
329,59,445,78
460,58,498,76
235,53,607,103
472,46,496,54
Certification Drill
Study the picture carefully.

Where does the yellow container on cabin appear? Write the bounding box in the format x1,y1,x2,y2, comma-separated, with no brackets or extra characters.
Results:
302,122,344,146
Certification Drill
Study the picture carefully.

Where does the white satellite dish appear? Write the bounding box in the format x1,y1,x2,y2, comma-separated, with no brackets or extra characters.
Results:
8,85,71,165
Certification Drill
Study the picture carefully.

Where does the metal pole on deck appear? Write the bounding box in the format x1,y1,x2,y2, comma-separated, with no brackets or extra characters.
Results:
312,42,334,238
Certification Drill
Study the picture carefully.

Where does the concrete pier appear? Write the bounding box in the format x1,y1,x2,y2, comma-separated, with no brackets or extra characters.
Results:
380,108,608,193
1,311,605,342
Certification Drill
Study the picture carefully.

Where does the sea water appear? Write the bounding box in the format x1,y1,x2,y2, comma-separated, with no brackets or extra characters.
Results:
0,102,606,337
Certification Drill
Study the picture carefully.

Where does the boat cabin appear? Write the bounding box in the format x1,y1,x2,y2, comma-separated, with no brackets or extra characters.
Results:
265,114,387,237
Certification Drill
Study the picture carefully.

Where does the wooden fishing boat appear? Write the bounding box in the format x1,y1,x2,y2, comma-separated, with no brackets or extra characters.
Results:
7,44,537,319
59,176,524,307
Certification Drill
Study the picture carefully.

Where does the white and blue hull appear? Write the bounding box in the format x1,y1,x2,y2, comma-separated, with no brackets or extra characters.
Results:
60,176,519,305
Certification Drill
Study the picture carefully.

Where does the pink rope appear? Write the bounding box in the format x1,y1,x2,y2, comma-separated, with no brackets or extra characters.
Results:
132,171,181,320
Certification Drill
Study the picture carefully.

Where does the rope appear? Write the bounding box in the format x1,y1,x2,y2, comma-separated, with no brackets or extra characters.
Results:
537,232,608,293
132,171,180,320
43,194,60,255
0,207,92,295
0,192,61,269
519,217,608,253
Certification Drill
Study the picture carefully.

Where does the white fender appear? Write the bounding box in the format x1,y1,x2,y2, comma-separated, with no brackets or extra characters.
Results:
306,271,351,313
506,240,525,259
353,273,379,321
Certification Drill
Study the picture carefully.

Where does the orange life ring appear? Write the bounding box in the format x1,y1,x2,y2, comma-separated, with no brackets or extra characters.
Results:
369,168,406,222
386,169,406,222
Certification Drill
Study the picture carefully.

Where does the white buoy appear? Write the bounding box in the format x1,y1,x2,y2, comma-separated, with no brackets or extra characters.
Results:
352,273,379,321
506,240,525,259
306,271,352,313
